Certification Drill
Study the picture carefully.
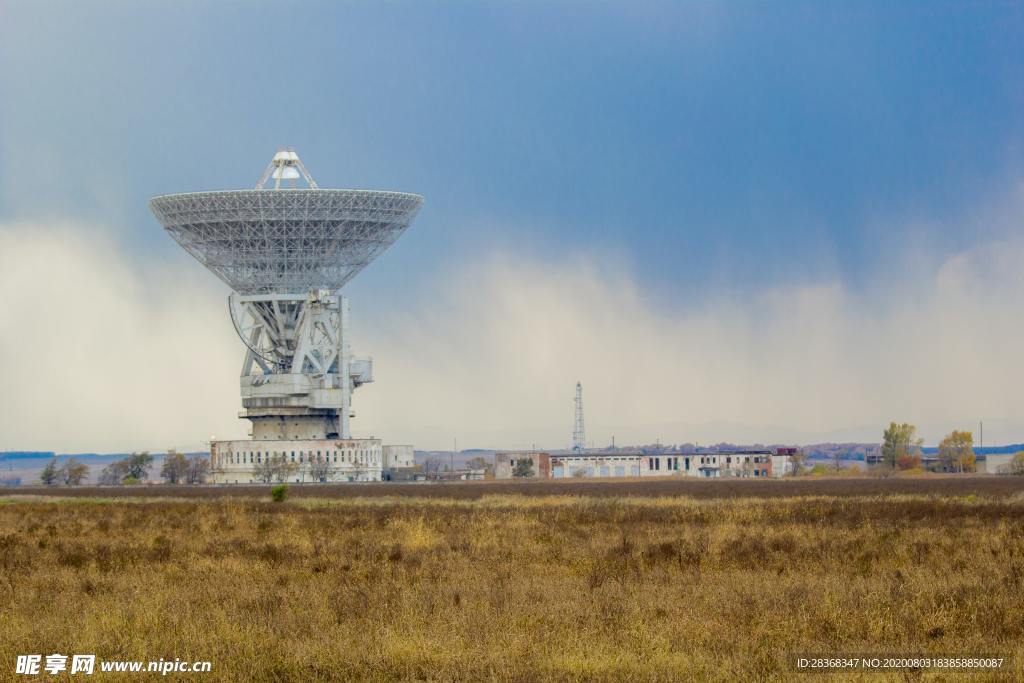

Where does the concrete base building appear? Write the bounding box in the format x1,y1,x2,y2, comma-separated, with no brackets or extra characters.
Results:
211,438,384,484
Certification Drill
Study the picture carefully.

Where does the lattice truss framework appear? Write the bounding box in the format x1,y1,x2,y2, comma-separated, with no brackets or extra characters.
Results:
230,294,340,375
149,189,423,295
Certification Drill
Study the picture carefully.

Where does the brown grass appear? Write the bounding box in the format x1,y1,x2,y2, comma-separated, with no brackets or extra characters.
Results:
12,473,1024,500
1,493,1023,680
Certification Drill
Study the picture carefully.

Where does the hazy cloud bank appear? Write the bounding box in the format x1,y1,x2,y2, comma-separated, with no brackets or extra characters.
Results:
359,235,1024,450
0,222,238,452
2,198,1022,452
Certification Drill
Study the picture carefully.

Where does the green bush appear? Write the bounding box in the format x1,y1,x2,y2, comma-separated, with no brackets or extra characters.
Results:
270,484,289,503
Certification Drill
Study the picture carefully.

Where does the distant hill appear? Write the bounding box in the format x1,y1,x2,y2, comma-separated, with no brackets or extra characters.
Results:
0,451,56,461
0,451,209,486
922,444,1024,455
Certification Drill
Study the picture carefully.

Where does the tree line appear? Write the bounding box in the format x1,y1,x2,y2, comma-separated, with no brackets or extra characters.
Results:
249,453,339,484
39,458,89,486
881,422,1024,474
95,450,209,486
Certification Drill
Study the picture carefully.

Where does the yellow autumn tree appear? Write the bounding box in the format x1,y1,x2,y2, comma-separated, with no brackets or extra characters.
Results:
938,430,975,472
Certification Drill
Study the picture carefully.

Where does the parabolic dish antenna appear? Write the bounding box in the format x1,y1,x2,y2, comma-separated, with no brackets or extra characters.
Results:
149,149,423,295
149,148,424,444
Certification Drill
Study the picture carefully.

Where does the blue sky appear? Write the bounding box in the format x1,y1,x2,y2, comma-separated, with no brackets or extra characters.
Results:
3,2,1020,293
1,2,1022,451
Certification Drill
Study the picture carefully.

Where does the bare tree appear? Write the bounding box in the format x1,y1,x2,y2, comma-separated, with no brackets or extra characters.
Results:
160,450,189,484
308,455,335,483
255,454,298,484
60,459,89,486
276,456,299,483
422,458,443,479
831,449,843,472
253,457,276,484
742,458,757,478
999,452,1024,475
185,457,210,484
788,450,807,476
98,460,130,485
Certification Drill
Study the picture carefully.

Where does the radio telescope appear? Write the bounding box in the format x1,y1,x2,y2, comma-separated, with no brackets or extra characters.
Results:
150,149,423,482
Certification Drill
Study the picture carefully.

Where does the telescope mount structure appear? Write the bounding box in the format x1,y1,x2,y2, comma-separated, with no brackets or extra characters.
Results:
150,149,422,483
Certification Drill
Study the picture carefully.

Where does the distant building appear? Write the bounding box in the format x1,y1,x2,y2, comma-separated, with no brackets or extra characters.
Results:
547,450,784,479
383,445,414,469
771,447,800,477
452,468,487,481
381,444,415,481
551,453,642,478
210,439,385,483
494,451,550,478
980,453,1020,474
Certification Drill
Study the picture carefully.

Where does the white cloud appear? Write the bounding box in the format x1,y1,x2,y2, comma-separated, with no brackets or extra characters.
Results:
356,236,1024,450
1,201,1022,453
0,221,240,453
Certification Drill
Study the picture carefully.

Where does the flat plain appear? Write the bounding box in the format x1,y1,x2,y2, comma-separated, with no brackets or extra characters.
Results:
11,474,1024,499
2,479,1023,680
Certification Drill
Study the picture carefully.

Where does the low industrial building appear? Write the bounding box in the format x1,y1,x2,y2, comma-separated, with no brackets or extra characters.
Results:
210,438,387,483
382,444,415,481
548,451,777,479
494,451,550,478
980,452,1021,474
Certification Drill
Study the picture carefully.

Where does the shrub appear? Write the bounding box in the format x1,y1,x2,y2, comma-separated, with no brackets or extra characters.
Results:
270,484,289,503
1000,452,1024,475
897,453,922,470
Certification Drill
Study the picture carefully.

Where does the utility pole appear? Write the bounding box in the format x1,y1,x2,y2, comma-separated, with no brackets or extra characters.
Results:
451,438,456,481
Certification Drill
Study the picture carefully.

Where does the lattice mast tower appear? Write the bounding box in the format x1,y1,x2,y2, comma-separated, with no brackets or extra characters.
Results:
150,149,423,442
572,381,586,453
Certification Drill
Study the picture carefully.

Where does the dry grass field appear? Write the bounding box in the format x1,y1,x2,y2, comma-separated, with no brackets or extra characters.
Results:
2,490,1023,680
13,474,1024,500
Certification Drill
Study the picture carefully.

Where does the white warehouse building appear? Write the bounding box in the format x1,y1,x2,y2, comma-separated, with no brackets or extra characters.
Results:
549,450,791,479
